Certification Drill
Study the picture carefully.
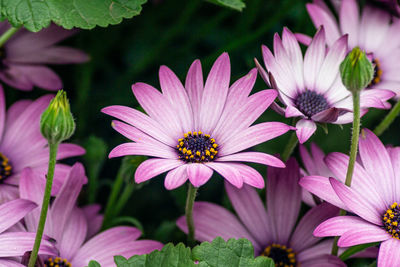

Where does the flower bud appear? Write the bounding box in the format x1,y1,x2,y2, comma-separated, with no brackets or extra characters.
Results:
340,47,374,93
40,90,75,144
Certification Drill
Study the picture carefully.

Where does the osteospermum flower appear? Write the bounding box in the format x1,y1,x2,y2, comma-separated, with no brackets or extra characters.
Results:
20,164,163,266
102,53,293,189
0,21,88,91
0,199,57,266
0,85,85,203
256,27,394,144
300,129,400,266
305,0,400,96
177,158,345,266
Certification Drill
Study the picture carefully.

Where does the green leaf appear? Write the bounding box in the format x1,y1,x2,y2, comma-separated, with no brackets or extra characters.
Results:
0,0,147,32
193,237,274,267
206,0,245,11
339,242,379,261
87,260,101,267
114,243,195,267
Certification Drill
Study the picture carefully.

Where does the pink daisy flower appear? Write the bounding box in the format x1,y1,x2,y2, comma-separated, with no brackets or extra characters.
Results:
20,163,163,266
305,0,400,96
300,129,400,266
0,21,88,91
102,53,293,189
177,159,345,267
257,27,394,144
0,85,85,203
0,199,57,266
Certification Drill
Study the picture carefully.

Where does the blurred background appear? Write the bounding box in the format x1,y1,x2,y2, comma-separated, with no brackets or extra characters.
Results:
4,0,398,263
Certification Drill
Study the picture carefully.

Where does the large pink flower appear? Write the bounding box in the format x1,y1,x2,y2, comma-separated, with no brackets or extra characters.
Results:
257,27,394,144
304,0,400,96
0,22,88,91
20,164,163,267
177,159,344,266
0,199,57,266
300,129,400,266
0,85,85,203
102,53,293,189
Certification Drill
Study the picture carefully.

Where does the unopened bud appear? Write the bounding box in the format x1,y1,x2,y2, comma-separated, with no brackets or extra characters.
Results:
340,47,374,93
40,90,75,144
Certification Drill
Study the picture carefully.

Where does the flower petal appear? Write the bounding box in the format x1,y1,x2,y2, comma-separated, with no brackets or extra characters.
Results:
0,199,36,234
185,59,203,129
338,226,390,247
296,119,317,144
135,158,184,184
378,239,400,267
164,165,188,190
205,162,243,188
314,216,374,237
109,142,176,159
216,152,284,168
306,4,341,45
187,163,213,188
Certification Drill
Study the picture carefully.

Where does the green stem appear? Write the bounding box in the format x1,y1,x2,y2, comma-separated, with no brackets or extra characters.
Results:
373,99,400,136
185,183,198,246
331,91,361,256
0,26,20,48
114,183,135,216
281,131,298,162
28,142,59,267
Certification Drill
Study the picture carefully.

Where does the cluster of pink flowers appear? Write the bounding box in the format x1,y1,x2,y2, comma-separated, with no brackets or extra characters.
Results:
2,0,400,266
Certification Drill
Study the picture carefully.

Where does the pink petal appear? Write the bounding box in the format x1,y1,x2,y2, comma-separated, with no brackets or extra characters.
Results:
187,163,213,187
8,46,89,64
378,239,400,267
330,178,382,225
135,158,184,183
359,6,391,52
159,65,193,131
185,59,203,129
296,119,317,144
314,215,375,237
282,27,304,90
198,53,230,133
306,4,341,45
339,0,359,48
15,65,62,91
0,232,57,257
0,199,36,233
303,27,326,91
227,163,265,189
216,152,284,168
254,58,270,86
109,142,176,159
311,107,340,123
225,182,271,246
164,165,188,190
285,105,304,118
0,85,5,142
82,204,103,239
205,162,243,188
301,255,345,267
338,226,390,247
295,33,312,45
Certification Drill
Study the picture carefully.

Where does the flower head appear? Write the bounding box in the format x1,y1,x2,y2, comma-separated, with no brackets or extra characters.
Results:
300,129,400,266
0,22,88,91
20,163,163,266
177,158,344,266
102,53,293,189
0,199,57,264
0,85,85,204
256,27,394,144
306,0,400,97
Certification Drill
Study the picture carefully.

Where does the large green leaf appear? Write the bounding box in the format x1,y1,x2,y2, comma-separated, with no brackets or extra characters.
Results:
193,237,274,267
206,0,245,11
0,0,146,32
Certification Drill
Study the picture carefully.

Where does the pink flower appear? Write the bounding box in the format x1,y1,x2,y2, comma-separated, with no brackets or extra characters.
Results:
177,159,345,266
0,22,88,91
0,85,85,204
305,0,400,97
0,199,57,266
300,129,400,266
102,53,293,189
257,27,394,144
20,163,163,266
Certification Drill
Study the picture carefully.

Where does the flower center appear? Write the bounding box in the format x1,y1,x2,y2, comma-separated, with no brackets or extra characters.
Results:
369,58,383,87
176,131,218,163
261,243,297,267
382,202,400,239
44,257,72,267
0,153,12,182
294,91,329,118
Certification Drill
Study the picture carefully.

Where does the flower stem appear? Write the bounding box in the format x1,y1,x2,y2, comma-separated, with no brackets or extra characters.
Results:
331,91,361,256
0,26,20,48
185,183,198,246
373,99,400,136
28,142,59,267
281,131,298,162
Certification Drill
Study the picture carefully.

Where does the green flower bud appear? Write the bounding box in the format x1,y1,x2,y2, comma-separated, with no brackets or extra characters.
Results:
40,90,76,144
340,47,374,93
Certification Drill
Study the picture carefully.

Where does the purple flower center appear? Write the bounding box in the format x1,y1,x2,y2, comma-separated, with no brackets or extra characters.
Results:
261,243,297,266
295,90,329,118
0,153,12,182
176,131,218,163
44,257,71,267
382,202,400,239
369,58,383,87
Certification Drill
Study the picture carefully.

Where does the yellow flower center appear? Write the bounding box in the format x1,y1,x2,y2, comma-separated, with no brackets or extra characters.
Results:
369,58,383,86
44,257,72,267
0,153,12,181
176,131,218,163
261,243,297,267
383,202,400,239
